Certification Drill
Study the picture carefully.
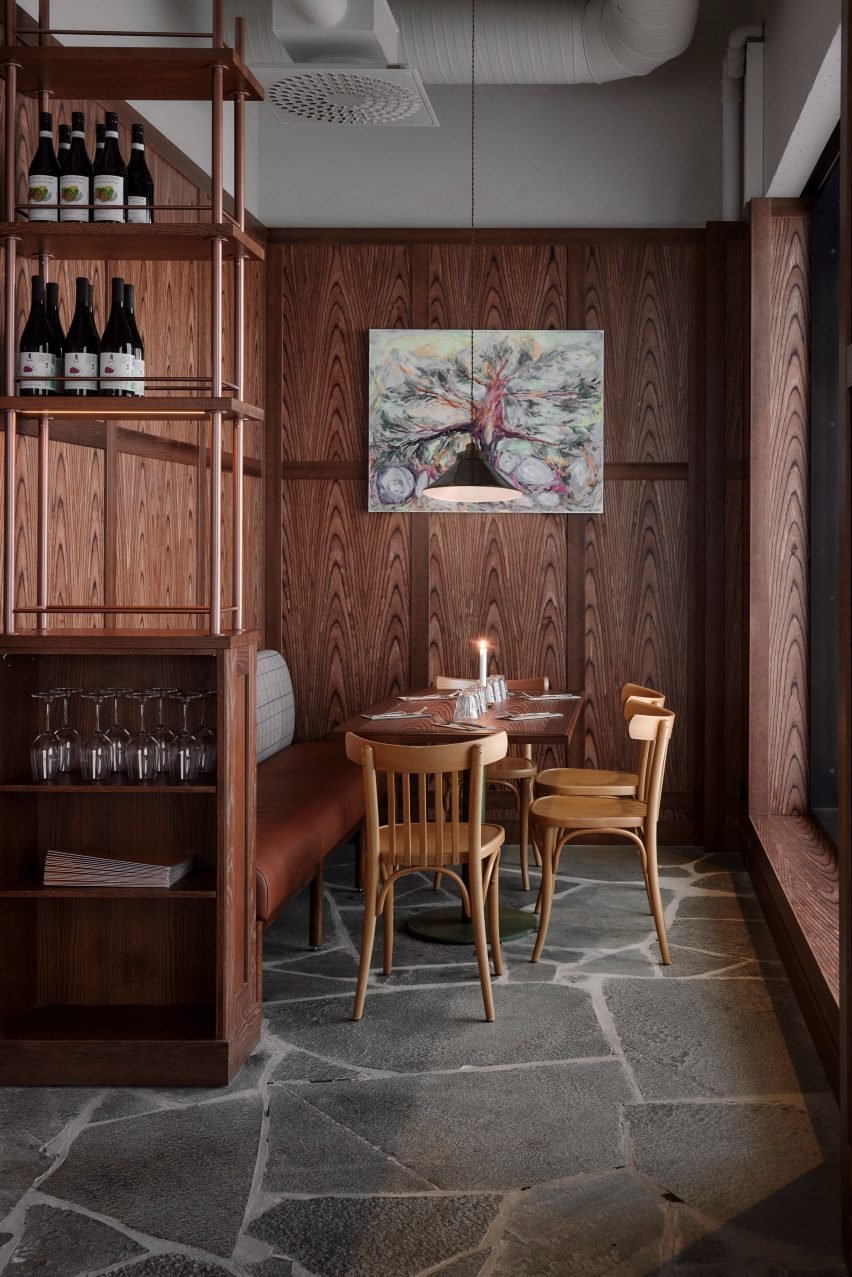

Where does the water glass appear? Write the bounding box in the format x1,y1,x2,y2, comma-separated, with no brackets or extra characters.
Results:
474,683,488,715
125,691,158,783
80,692,112,782
50,686,82,772
494,675,509,703
453,689,480,722
31,691,61,782
169,691,203,783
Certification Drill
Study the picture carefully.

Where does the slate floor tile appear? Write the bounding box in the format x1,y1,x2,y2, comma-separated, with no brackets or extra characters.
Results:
4,1204,142,1275
270,1049,363,1084
109,1257,234,1276
675,894,766,921
0,1089,99,1218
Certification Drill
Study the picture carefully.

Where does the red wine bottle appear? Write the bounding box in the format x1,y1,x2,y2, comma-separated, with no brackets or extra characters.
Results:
127,124,154,224
99,277,135,396
64,277,100,396
60,110,93,224
46,282,65,392
28,112,60,223
19,275,59,396
93,112,126,223
57,123,71,162
124,283,145,397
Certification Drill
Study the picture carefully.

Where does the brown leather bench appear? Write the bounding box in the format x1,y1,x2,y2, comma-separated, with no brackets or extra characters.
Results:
254,651,364,977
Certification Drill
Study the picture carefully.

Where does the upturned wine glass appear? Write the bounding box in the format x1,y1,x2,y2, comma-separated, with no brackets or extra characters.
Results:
125,691,158,783
195,690,216,775
31,691,61,782
80,692,113,782
102,687,132,773
50,686,82,772
147,687,176,773
168,691,203,783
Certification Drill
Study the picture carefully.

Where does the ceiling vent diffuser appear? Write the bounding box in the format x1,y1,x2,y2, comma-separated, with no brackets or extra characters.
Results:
259,66,439,127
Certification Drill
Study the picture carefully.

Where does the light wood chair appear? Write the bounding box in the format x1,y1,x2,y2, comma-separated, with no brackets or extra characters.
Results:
434,675,550,890
345,729,509,1022
529,699,676,965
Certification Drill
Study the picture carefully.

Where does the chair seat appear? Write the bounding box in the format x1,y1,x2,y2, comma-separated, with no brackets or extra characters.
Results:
536,766,637,797
379,821,504,863
531,794,646,829
486,756,537,782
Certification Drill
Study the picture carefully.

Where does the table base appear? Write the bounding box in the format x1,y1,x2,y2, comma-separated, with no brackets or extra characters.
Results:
405,905,538,945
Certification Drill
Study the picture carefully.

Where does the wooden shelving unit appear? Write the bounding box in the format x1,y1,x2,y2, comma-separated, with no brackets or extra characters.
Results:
0,3,262,1086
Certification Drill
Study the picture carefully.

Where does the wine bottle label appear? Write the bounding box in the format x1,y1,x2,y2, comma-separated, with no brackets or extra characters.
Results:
99,351,134,394
28,173,58,222
133,356,146,397
93,174,124,222
127,196,151,225
64,350,98,393
59,174,90,222
19,350,56,393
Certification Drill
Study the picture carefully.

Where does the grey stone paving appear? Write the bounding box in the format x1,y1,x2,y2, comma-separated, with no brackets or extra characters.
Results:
0,845,842,1276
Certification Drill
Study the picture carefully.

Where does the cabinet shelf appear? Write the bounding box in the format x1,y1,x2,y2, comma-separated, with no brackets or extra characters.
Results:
0,221,265,262
0,870,217,898
0,45,263,102
0,773,216,793
0,395,263,421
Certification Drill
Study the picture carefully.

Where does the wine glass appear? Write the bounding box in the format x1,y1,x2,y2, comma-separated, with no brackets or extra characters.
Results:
168,691,203,783
80,692,113,782
50,686,82,772
147,687,176,773
30,691,61,782
194,690,216,775
125,691,158,783
102,687,132,773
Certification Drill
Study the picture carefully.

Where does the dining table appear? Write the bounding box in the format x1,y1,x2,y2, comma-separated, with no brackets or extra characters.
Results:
333,687,583,944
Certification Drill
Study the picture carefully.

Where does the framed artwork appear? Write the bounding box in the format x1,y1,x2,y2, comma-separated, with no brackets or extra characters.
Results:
368,328,604,513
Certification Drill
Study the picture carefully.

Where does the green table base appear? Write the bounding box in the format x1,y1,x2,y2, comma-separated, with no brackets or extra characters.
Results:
405,905,537,945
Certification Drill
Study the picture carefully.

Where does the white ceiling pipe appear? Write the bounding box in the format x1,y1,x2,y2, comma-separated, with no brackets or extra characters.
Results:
721,25,763,220
394,0,700,86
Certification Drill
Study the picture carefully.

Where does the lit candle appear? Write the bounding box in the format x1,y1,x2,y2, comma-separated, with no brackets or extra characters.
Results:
478,640,488,686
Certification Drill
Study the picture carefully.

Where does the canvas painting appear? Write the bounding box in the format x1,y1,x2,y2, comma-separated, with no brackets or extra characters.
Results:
368,329,604,514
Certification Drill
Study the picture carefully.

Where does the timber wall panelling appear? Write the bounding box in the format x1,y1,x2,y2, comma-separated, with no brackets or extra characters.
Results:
0,52,266,634
269,227,748,847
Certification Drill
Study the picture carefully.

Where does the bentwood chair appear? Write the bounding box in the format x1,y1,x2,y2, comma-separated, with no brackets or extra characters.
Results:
345,730,509,1022
435,675,549,890
530,700,676,965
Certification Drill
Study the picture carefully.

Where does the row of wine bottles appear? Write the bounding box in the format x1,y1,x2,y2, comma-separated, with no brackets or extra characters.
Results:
19,275,145,397
28,111,154,225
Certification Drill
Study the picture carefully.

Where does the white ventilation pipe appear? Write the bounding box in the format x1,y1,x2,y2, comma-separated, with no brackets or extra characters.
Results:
721,25,763,220
394,0,701,86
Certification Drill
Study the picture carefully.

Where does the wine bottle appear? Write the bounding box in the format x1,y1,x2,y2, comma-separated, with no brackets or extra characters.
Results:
18,275,59,395
124,283,145,397
58,124,71,161
64,277,100,396
99,277,135,395
127,124,154,225
28,112,60,223
60,110,93,224
93,112,126,223
46,282,64,392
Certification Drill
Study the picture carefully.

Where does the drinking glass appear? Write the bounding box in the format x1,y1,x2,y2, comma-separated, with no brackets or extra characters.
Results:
485,676,498,706
494,675,509,703
80,692,113,782
125,691,158,783
195,690,216,775
168,691,203,783
474,683,488,715
453,689,480,722
30,691,61,782
50,686,82,772
102,687,132,773
147,687,176,773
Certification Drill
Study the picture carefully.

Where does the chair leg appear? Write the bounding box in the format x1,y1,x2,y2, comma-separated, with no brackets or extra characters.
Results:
353,865,378,1021
487,854,503,976
433,872,442,891
519,779,531,891
383,875,395,975
309,864,324,949
531,826,558,962
468,852,495,1022
644,830,671,965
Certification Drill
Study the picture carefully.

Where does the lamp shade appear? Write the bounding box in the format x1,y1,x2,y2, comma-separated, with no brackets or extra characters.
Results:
422,442,523,504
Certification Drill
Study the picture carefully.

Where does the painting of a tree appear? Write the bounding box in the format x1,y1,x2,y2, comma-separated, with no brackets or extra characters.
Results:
368,329,604,513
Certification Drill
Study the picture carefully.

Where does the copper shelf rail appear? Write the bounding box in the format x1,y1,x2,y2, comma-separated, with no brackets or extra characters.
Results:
1,0,253,637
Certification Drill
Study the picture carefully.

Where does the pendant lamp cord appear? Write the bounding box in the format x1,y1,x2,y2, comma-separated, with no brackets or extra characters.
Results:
469,0,476,430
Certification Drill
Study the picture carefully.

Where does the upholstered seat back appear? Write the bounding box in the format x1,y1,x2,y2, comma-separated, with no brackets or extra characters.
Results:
256,649,296,762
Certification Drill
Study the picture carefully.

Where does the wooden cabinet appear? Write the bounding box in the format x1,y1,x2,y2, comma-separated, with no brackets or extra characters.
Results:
0,629,260,1085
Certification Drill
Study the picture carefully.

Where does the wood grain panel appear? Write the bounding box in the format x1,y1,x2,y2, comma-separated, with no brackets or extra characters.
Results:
280,478,409,739
584,479,689,792
725,234,748,465
767,214,810,815
724,479,745,829
279,244,411,462
429,243,567,330
585,244,693,463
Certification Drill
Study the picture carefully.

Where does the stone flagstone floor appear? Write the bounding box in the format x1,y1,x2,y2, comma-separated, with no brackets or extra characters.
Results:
0,845,844,1276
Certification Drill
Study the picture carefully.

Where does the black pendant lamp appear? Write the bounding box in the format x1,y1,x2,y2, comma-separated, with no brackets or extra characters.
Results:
423,0,522,507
